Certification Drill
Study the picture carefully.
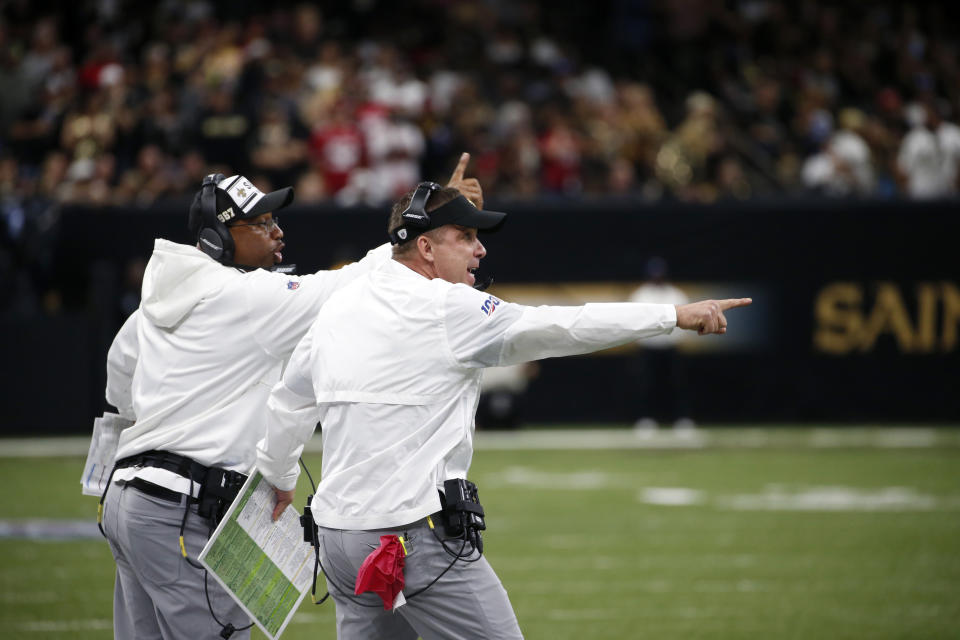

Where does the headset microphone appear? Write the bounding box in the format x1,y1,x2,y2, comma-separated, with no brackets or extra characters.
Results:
473,275,494,291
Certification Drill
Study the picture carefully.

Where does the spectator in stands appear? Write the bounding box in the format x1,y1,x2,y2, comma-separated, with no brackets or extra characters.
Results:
616,82,667,181
803,108,874,197
898,102,960,198
929,105,960,194
539,110,583,194
656,92,723,201
250,101,308,189
307,99,365,196
114,145,175,206
195,85,252,173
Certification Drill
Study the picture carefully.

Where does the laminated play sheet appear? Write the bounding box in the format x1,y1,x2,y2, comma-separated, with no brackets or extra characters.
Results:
199,471,314,639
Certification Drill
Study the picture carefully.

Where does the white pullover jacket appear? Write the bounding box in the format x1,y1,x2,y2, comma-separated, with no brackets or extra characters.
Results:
106,239,390,495
256,258,677,529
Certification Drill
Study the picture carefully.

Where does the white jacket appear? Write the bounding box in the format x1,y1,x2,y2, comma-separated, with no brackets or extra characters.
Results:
256,258,677,529
105,238,390,495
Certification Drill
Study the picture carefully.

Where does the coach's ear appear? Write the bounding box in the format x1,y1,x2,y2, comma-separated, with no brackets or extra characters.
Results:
417,234,435,264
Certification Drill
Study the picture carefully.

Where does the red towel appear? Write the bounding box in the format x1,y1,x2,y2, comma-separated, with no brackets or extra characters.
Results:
354,534,406,610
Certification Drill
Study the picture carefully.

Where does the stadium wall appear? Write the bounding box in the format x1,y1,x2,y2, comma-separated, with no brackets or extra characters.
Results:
5,198,958,434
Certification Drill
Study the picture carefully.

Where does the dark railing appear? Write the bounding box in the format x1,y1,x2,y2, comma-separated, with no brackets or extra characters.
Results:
4,197,958,434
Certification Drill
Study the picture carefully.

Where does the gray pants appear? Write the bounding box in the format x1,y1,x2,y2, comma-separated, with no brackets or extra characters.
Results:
102,481,252,639
319,519,524,640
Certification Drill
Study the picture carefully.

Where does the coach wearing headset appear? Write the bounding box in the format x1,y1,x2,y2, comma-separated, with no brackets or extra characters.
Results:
255,182,752,639
99,157,482,639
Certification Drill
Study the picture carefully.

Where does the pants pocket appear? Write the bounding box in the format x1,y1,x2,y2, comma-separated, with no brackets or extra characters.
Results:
117,486,185,586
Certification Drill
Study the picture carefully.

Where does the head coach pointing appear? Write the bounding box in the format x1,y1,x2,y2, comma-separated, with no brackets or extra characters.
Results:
98,154,483,639
255,180,751,639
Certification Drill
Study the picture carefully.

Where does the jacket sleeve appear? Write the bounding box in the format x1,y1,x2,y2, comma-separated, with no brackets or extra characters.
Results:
444,285,677,368
105,310,140,420
244,243,393,360
255,328,322,491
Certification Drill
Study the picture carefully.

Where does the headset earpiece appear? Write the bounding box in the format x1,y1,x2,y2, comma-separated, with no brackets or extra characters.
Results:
196,173,235,263
391,181,443,244
198,227,225,260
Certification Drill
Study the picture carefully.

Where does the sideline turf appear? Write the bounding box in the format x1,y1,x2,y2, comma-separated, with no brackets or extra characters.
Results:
0,437,957,639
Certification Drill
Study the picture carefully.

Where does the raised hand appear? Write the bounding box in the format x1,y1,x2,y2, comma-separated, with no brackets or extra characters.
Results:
676,298,752,335
446,152,484,209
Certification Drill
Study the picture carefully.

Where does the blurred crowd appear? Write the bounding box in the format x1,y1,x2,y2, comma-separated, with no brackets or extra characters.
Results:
3,0,960,208
1,0,960,314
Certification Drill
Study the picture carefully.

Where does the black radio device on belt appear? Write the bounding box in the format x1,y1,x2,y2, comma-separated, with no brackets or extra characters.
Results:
439,478,486,554
196,468,248,524
301,494,319,543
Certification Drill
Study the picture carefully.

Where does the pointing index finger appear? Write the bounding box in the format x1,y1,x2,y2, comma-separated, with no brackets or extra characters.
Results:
448,152,470,184
718,298,753,311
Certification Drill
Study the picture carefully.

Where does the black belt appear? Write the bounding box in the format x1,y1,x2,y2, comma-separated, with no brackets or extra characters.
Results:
115,449,214,484
126,477,184,503
114,449,248,523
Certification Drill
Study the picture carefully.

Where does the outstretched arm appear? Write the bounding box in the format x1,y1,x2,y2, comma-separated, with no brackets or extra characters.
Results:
445,287,753,369
445,287,677,368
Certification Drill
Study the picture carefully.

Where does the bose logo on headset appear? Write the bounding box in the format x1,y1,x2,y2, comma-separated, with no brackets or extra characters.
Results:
200,236,222,251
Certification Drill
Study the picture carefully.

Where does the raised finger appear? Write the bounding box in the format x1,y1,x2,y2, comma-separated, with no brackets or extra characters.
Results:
447,152,470,184
718,297,753,311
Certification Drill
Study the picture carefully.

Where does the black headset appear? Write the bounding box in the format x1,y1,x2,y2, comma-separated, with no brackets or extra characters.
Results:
389,181,443,245
388,180,494,290
196,173,235,263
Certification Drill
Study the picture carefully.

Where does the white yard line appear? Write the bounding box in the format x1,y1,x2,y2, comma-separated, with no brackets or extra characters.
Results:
636,485,960,512
1,427,958,458
0,519,101,539
12,619,113,632
546,609,619,621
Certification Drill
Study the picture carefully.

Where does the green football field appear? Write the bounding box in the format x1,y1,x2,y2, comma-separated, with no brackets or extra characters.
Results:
1,428,959,639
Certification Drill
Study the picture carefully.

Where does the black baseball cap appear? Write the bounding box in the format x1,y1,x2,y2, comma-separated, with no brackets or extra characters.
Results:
390,185,507,245
438,196,506,230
